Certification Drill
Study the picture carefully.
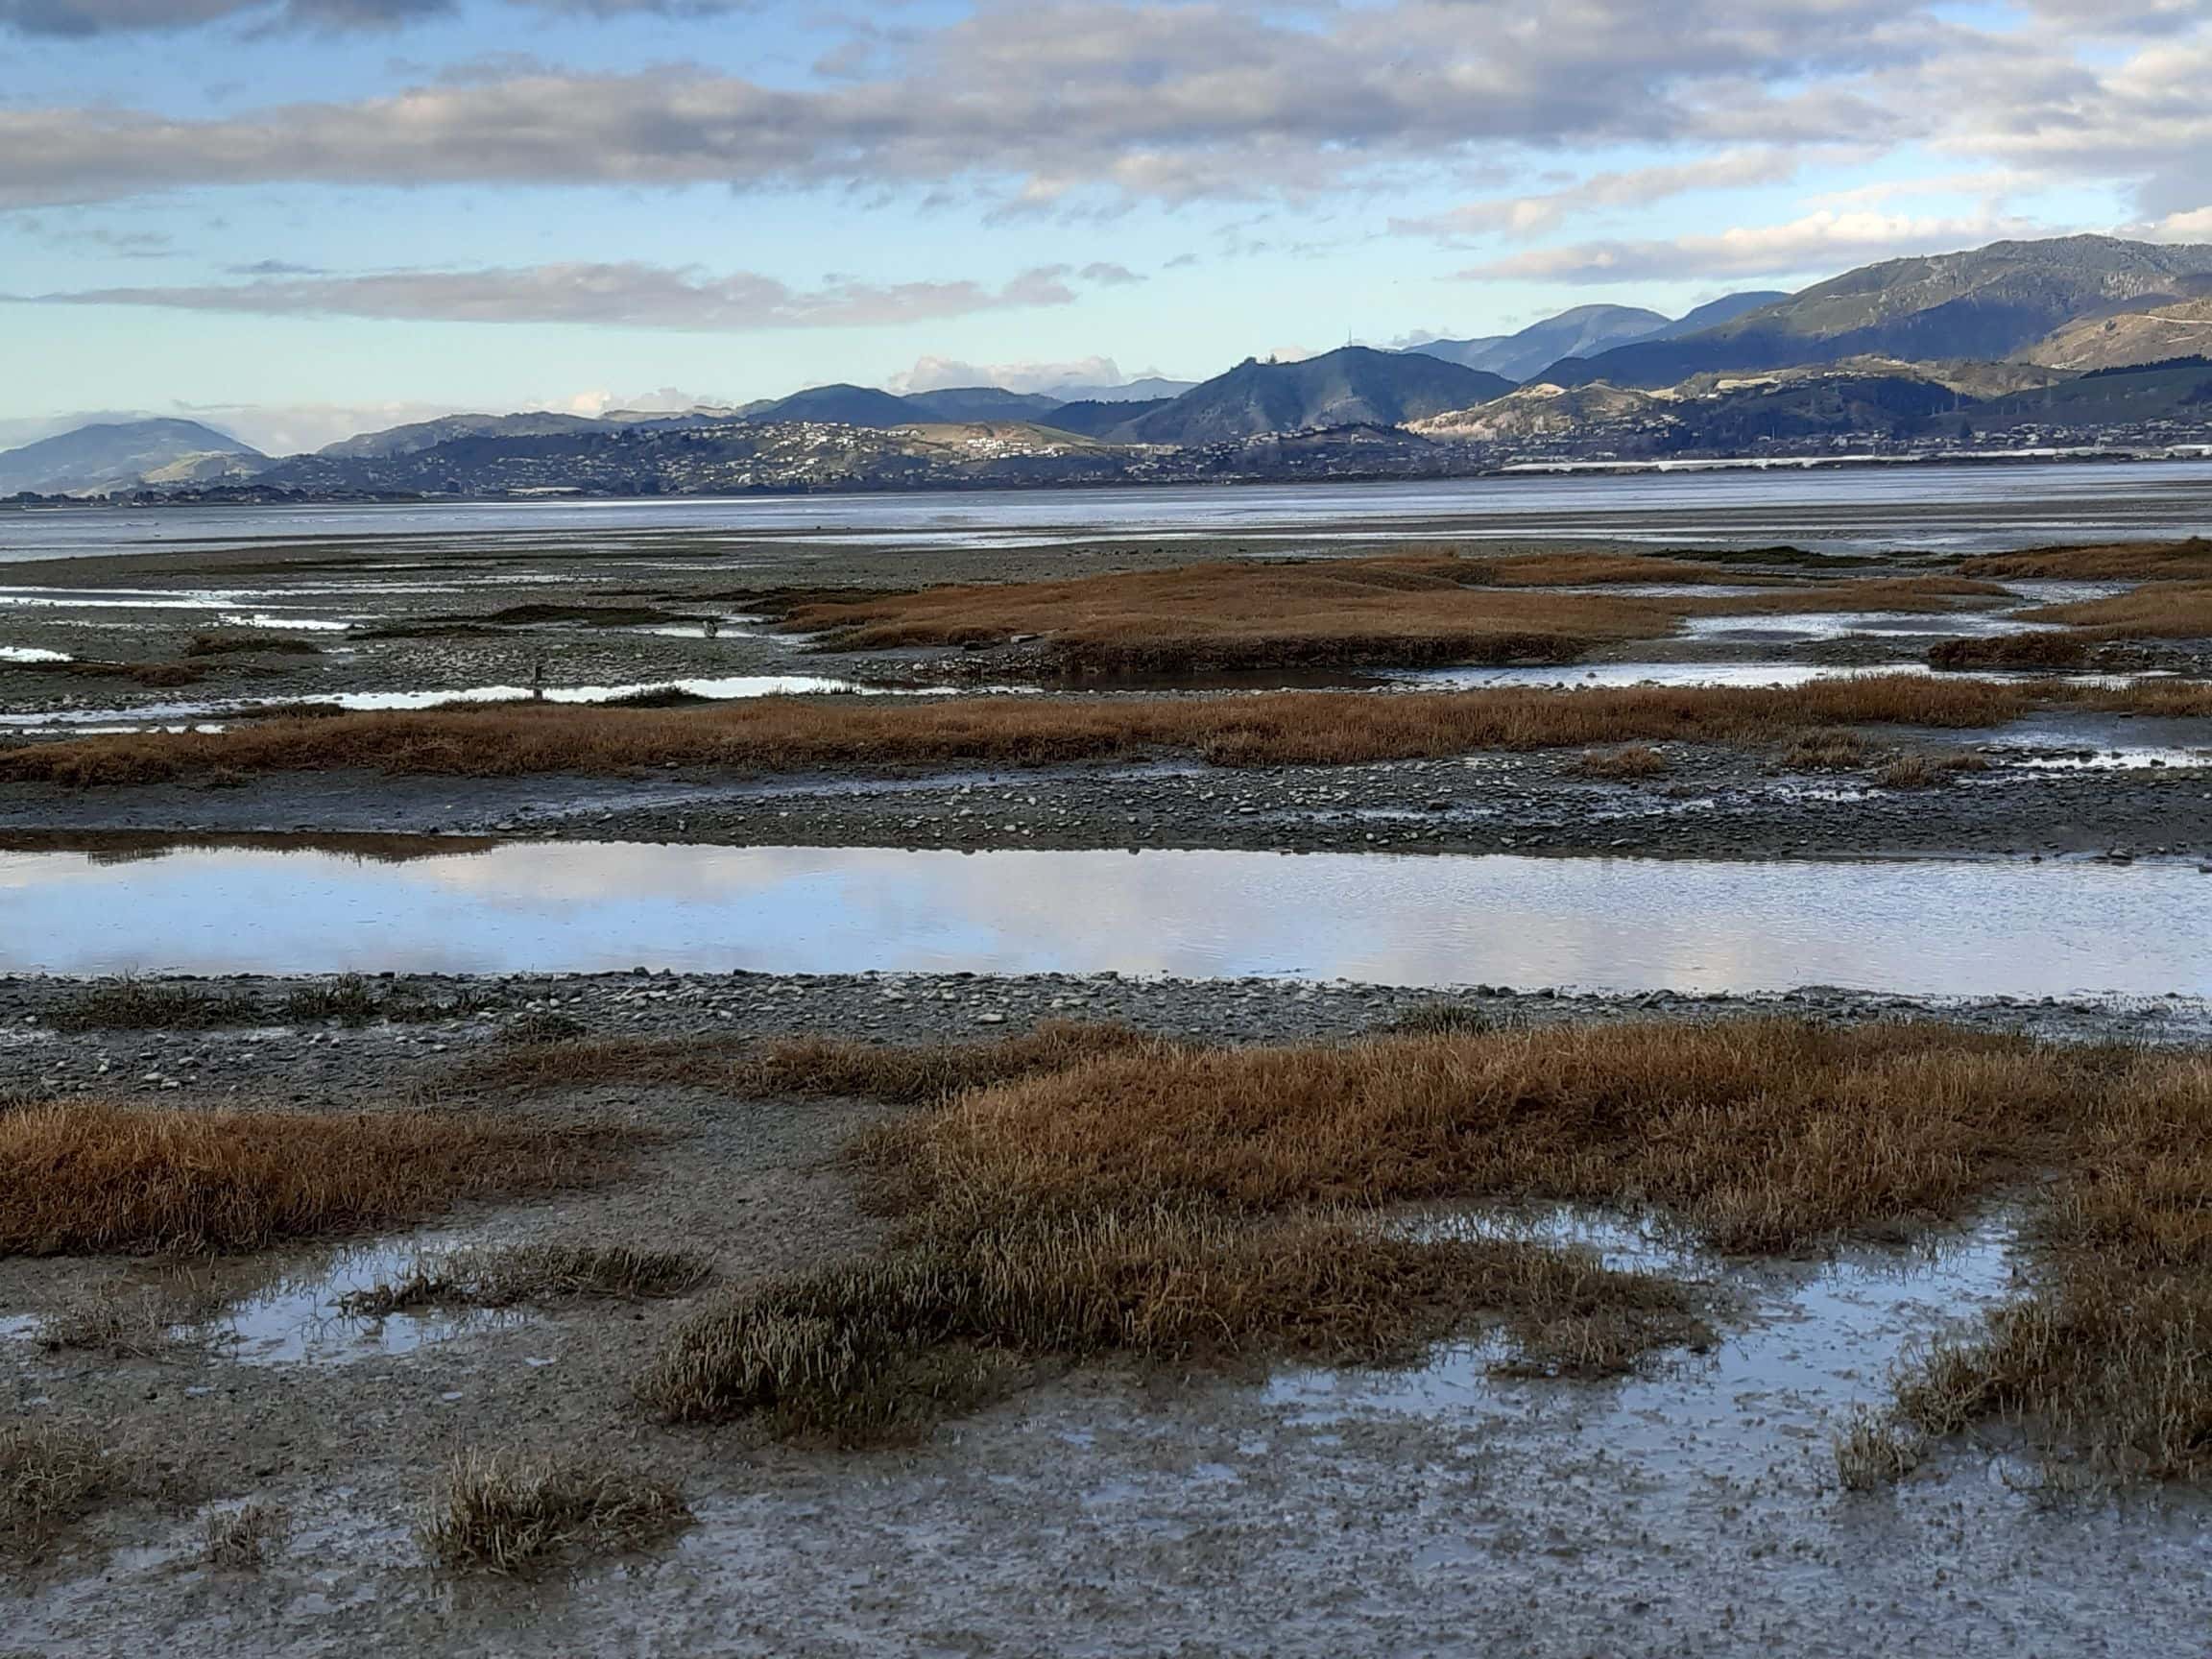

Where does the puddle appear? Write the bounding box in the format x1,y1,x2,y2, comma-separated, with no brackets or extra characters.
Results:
1386,663,1945,690
1679,611,2058,644
1969,711,2212,771
209,1238,528,1365
0,645,71,662
1268,1215,2023,1488
0,841,2205,995
0,1236,527,1366
214,612,352,632
0,674,957,729
1996,580,2139,604
1386,661,2178,691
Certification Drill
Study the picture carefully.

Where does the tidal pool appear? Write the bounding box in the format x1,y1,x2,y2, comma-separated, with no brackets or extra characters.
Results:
0,841,2203,995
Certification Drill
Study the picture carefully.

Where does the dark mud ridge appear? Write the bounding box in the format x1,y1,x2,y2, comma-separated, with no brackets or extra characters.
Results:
5,744,2210,861
3,974,2204,1099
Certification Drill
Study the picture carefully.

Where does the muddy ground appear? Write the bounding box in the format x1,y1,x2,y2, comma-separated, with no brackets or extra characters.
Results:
3,527,2209,862
6,516,2212,1653
5,975,2211,1658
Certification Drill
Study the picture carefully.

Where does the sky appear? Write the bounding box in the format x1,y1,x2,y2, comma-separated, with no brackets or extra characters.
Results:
1,0,2208,454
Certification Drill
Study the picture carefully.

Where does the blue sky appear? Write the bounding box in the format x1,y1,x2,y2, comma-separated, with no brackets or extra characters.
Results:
1,0,2204,452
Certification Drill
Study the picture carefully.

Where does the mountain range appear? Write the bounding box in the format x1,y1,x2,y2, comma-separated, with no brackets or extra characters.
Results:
12,235,2212,498
1405,293,1786,381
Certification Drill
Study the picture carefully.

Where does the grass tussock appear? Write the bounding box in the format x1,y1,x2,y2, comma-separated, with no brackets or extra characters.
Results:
0,1426,109,1559
1875,751,1991,789
16,673,2203,789
184,633,321,658
49,974,492,1031
637,1212,1705,1442
49,977,257,1032
1928,634,2091,671
1886,1070,2212,1486
34,1278,222,1356
421,1450,691,1576
2016,582,2212,639
1783,728,1876,770
340,1242,712,1315
204,1503,289,1571
1575,743,1669,780
1961,538,2212,581
1832,1407,1926,1492
0,1102,630,1255
462,1020,1151,1105
280,974,493,1026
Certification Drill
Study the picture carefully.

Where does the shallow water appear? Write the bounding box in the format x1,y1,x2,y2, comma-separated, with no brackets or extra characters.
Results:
0,674,938,729
7,458,2212,561
1270,1214,2032,1485
1677,610,2057,643
0,841,2204,994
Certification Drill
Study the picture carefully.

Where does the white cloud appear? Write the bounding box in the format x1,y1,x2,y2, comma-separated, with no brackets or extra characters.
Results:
0,1,1956,209
886,355,1138,395
12,261,1088,329
1461,208,2038,283
1395,149,1812,242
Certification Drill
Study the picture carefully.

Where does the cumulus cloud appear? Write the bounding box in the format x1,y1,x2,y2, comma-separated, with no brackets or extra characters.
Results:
0,0,736,35
885,355,1142,395
0,0,1957,208
1393,149,1813,241
1461,208,2037,282
12,260,1088,329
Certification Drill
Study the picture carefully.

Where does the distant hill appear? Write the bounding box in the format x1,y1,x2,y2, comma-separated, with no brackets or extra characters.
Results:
1410,382,1669,441
1038,397,1173,438
1409,305,1667,381
900,387,1064,422
2022,292,2212,372
0,418,262,496
318,412,605,461
1113,348,1514,444
741,384,920,426
1546,236,2212,387
1044,375,1197,403
1963,357,2212,428
1407,296,1786,382
1639,291,1790,341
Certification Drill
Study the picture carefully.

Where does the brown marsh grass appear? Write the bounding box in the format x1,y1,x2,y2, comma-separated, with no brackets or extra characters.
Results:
1574,743,1670,779
866,1019,2187,1255
421,1450,691,1576
340,1242,712,1315
12,674,2203,788
203,1503,290,1571
1874,751,1991,789
637,1212,1706,1443
1928,634,2092,670
0,1102,630,1255
1960,538,2212,581
0,1425,109,1559
621,1016,2212,1463
2016,582,2212,639
773,553,2008,673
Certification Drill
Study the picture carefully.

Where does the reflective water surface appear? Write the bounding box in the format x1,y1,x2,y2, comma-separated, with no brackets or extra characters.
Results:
1,840,2203,994
6,459,2211,561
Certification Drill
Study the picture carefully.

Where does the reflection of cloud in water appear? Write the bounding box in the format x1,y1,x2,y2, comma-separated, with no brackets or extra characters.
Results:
0,844,2203,998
